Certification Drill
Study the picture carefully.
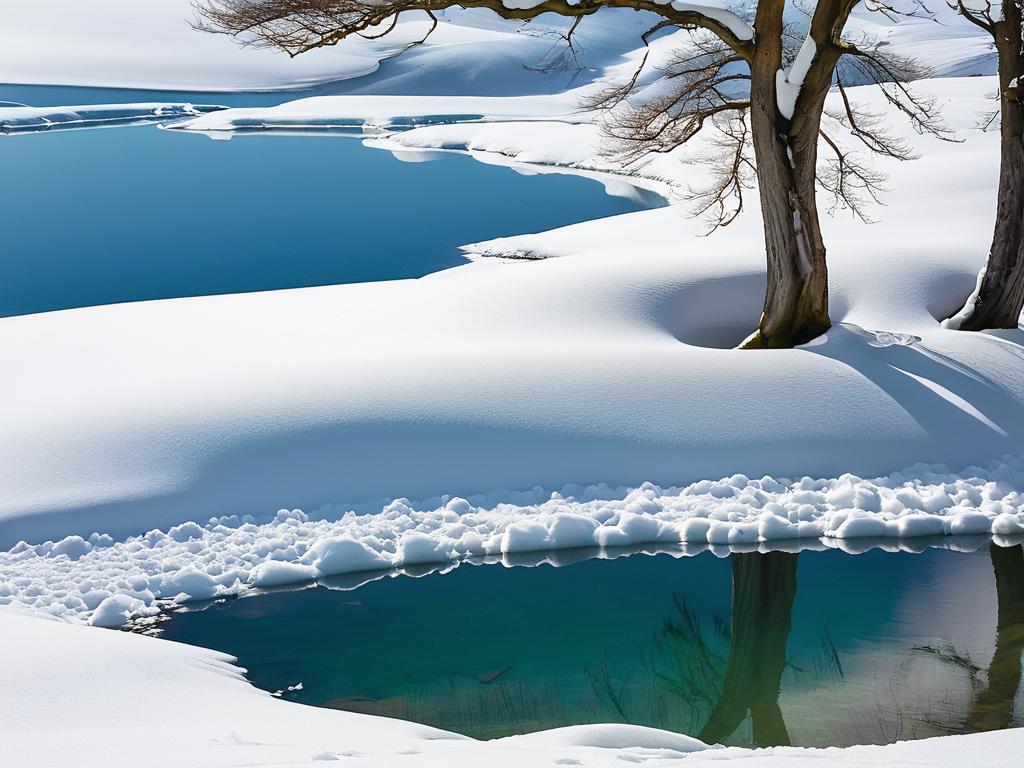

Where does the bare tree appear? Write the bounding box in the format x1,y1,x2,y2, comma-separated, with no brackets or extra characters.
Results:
194,0,943,348
946,0,1024,331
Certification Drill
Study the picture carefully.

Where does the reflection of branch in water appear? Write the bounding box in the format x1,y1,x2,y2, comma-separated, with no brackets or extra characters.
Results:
818,619,845,681
899,544,1024,737
584,652,633,723
910,643,982,681
654,593,728,712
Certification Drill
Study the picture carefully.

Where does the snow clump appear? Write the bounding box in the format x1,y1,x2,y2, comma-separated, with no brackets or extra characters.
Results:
2,454,1024,627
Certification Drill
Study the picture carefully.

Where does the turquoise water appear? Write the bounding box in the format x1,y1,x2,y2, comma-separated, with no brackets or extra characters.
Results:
0,88,662,317
156,543,1024,747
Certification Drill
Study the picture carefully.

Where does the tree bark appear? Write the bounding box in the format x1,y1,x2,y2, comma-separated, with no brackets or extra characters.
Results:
953,8,1024,331
741,4,832,348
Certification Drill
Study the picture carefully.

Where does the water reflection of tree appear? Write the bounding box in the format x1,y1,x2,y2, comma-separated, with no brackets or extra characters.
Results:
966,543,1024,732
906,543,1024,736
621,551,801,746
697,551,799,747
582,544,1024,746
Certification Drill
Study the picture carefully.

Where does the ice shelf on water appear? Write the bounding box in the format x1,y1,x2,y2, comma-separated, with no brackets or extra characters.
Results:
0,102,223,132
3,453,1024,628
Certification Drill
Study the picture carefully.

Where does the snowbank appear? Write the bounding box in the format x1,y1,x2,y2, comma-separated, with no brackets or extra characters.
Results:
4,454,1024,627
2,607,1021,767
167,91,582,132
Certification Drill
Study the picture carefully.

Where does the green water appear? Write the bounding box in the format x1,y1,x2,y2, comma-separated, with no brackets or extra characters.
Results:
157,543,1024,747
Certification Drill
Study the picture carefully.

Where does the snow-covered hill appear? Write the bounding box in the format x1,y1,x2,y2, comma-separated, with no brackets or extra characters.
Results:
0,1,997,94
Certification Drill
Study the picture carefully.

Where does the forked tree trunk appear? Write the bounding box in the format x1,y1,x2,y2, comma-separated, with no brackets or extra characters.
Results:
741,10,832,349
952,10,1024,332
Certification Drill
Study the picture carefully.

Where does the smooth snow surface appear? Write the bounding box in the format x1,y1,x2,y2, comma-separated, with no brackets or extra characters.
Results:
2,607,1022,767
0,3,656,94
0,0,382,91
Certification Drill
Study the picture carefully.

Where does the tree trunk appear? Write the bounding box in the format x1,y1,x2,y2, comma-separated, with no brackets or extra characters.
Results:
741,10,831,349
952,12,1024,331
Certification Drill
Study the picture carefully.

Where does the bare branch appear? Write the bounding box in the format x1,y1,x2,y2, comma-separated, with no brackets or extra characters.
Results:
949,0,997,32
684,111,755,231
836,37,956,142
590,33,752,167
521,16,587,76
833,74,918,159
816,126,889,221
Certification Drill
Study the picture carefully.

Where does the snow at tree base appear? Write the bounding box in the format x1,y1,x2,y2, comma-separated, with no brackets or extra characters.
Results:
2,1,1024,767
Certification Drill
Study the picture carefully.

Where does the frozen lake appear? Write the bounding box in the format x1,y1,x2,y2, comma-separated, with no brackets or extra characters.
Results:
0,86,663,317
155,542,1024,748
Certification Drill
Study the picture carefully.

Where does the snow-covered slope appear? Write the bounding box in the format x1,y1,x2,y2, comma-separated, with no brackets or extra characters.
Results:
2,78,1021,553
2,608,1020,768
0,1,997,94
0,2,654,94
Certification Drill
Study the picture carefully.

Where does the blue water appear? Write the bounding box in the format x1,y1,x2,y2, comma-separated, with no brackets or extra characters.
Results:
0,90,663,317
156,543,1024,747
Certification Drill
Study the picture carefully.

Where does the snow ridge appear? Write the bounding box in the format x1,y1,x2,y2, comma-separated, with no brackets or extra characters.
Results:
3,454,1024,628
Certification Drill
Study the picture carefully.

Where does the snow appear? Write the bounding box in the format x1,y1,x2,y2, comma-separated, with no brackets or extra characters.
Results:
6,452,1024,626
0,2,660,95
662,1,755,41
0,1,997,93
3,606,1024,767
0,0,383,91
167,92,582,132
776,35,818,120
846,2,997,78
